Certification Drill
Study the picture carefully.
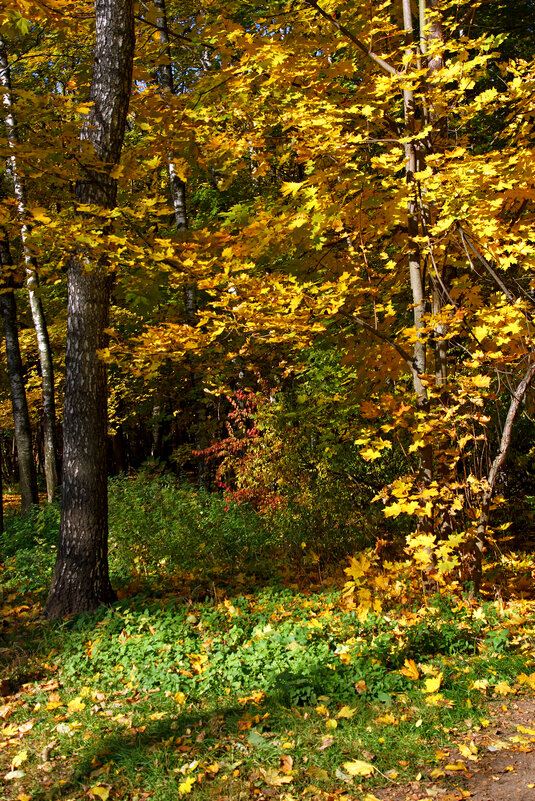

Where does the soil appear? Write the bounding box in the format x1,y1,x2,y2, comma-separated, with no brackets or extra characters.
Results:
371,697,535,801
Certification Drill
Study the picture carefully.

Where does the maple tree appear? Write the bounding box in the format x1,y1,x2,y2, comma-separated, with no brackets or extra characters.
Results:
0,0,533,613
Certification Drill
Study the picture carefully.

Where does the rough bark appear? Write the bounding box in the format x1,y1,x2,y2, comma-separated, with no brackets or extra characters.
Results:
45,0,135,619
0,35,59,503
0,236,39,511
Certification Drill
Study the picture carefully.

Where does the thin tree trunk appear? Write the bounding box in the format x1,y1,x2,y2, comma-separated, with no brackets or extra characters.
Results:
154,0,208,486
45,0,135,619
0,236,39,511
465,361,535,592
402,0,433,524
0,35,59,503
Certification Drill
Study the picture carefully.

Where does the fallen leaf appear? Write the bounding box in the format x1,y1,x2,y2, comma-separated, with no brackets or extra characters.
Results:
306,765,329,781
4,770,26,780
337,705,357,719
343,760,375,777
424,673,443,693
399,658,419,680
261,767,293,786
88,788,110,801
280,754,293,774
318,736,334,750
11,751,27,769
67,697,86,713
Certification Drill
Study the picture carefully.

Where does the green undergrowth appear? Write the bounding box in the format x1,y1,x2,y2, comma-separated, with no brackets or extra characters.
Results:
0,473,357,595
1,574,535,801
1,475,535,800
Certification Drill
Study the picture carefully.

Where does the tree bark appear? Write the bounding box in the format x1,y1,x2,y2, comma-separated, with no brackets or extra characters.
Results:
0,35,59,503
45,0,135,619
0,235,39,511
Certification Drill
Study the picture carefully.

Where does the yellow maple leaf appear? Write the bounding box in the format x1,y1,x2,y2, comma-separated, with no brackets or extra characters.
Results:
424,673,443,693
343,760,375,777
399,659,419,680
375,712,398,725
178,775,196,795
459,742,477,761
517,672,535,691
11,750,27,769
337,706,357,719
67,697,86,712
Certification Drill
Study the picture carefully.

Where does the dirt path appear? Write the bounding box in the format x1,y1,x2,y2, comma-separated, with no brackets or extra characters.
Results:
372,698,535,801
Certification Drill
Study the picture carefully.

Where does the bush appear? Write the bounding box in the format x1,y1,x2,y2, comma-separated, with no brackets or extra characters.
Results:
108,473,271,580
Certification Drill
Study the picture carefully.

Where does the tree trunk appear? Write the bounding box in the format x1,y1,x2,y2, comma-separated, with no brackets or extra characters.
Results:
154,0,208,486
466,360,535,592
45,0,135,619
402,0,434,527
0,236,39,511
0,35,59,503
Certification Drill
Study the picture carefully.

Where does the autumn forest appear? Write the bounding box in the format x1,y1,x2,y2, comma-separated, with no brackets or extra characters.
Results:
1,0,535,798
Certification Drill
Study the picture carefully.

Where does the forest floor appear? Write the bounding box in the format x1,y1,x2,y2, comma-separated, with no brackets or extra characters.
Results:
1,482,535,801
1,566,535,801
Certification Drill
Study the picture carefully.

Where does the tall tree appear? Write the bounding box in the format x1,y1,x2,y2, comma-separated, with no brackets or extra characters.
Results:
0,231,39,511
45,0,135,619
0,34,59,503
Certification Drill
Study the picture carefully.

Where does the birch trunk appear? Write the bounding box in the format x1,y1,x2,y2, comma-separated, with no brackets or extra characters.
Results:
402,0,434,518
45,0,135,619
0,36,59,503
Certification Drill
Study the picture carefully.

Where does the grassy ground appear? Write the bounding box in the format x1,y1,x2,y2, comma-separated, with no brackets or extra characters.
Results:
1,478,535,801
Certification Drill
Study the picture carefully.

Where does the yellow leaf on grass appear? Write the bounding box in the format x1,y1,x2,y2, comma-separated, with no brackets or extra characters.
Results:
494,681,512,696
11,751,27,769
337,706,357,719
424,673,443,693
343,760,375,777
178,775,196,795
174,692,187,705
517,673,535,691
88,787,110,801
399,659,419,680
67,697,86,712
375,712,398,725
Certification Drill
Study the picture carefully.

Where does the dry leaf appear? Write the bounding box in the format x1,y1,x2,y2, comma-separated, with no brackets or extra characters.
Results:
343,760,375,777
318,736,334,750
280,754,293,774
88,788,110,801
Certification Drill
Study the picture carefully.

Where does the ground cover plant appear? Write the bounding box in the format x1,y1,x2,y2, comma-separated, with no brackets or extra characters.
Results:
1,479,535,801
